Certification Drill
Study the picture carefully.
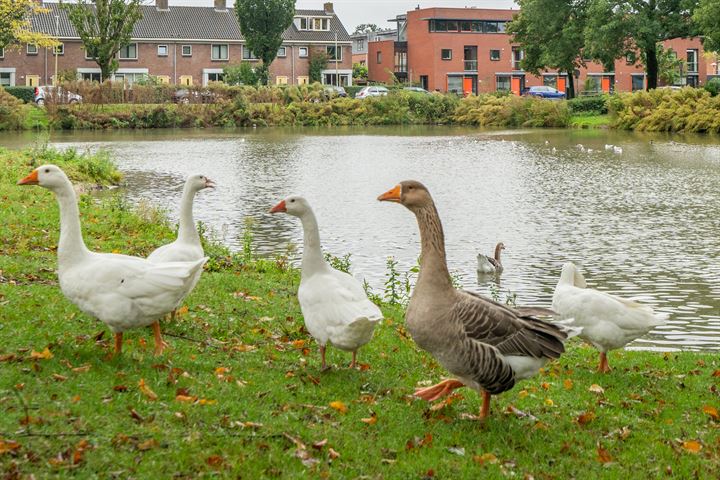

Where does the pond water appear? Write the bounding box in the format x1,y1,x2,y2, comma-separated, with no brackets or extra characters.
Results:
4,126,720,352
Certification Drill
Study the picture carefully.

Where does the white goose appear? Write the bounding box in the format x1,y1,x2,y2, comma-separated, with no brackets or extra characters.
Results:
270,196,382,370
147,174,214,319
17,165,208,356
552,262,666,372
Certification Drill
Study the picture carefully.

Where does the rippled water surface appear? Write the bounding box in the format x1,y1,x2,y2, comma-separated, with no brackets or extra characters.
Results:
5,127,720,351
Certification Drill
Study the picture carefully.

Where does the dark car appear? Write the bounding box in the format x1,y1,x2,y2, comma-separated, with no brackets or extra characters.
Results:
322,85,348,98
523,86,566,99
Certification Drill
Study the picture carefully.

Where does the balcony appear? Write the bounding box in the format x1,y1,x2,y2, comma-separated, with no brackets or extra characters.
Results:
464,60,478,71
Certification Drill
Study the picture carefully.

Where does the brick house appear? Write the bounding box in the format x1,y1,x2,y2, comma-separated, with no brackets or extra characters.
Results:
0,0,352,87
368,7,707,95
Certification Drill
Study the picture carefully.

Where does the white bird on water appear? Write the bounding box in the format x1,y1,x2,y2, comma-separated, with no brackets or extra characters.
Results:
576,144,585,152
613,146,623,155
604,144,614,150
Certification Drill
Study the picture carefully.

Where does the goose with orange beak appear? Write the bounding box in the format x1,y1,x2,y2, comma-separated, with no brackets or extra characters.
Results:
378,181,577,419
269,195,382,371
17,164,207,357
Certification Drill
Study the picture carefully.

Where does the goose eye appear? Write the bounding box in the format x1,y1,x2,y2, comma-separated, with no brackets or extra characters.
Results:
290,199,295,203
45,168,50,173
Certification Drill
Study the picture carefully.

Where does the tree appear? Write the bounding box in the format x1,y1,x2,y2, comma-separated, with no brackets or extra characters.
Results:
62,0,143,81
656,45,685,85
507,0,588,98
0,0,58,48
235,0,296,86
352,63,368,81
353,23,380,35
693,0,720,53
309,50,328,83
583,0,698,90
223,62,259,86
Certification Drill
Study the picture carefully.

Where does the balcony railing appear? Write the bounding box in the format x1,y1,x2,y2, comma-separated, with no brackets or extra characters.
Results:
464,60,478,71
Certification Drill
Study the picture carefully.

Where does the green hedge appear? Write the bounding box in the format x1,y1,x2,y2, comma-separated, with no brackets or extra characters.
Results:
567,95,608,114
4,86,35,104
704,78,720,97
345,86,364,98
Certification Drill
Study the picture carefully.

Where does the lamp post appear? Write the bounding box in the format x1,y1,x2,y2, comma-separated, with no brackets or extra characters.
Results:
54,15,60,86
334,30,338,86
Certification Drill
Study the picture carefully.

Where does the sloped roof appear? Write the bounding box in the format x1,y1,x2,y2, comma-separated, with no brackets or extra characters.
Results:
32,2,350,43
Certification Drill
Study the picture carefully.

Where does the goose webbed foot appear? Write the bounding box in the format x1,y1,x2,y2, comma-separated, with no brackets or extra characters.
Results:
414,378,465,401
152,321,168,356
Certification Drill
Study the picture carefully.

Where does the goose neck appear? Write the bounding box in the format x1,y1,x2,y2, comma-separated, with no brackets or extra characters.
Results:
299,209,328,274
53,182,90,267
413,203,453,292
494,243,503,264
177,184,200,245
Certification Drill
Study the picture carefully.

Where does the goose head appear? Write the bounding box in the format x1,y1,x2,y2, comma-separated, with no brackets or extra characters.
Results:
377,180,433,211
269,195,311,217
559,262,587,288
17,164,69,191
188,174,216,192
497,242,506,251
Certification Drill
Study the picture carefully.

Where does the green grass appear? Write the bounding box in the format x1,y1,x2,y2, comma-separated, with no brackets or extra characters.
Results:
569,113,611,129
21,106,49,130
1,148,719,478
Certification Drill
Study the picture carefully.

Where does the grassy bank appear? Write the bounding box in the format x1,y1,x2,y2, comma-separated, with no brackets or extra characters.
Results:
1,148,720,478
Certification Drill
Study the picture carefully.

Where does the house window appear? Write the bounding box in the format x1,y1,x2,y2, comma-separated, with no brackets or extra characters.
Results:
496,75,511,91
80,71,101,82
687,49,698,73
447,75,462,94
26,75,40,87
0,72,13,86
441,49,452,60
119,43,138,60
297,76,309,84
276,76,288,85
277,46,286,57
543,76,557,88
631,74,645,91
313,18,329,30
207,72,224,83
489,49,500,61
299,47,308,58
27,44,38,55
182,45,192,56
242,47,257,60
326,45,342,61
53,43,64,56
512,47,524,70
179,75,193,86
429,19,508,33
625,53,636,65
212,44,229,61
0,48,4,59
158,45,168,57
84,49,97,60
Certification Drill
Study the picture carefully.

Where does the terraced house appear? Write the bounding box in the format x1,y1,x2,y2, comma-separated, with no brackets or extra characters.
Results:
0,0,352,87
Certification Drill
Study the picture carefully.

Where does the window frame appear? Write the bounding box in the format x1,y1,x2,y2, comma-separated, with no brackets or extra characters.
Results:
489,49,500,61
277,46,287,57
211,43,229,61
181,45,192,57
52,43,64,56
0,47,4,59
119,43,138,60
326,45,342,62
376,51,382,64
299,46,309,58
27,44,38,55
441,49,452,61
157,44,169,57
242,46,258,61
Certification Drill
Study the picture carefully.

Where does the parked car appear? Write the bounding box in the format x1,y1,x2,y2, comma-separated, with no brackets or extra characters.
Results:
34,86,82,105
322,85,348,98
355,86,389,99
172,88,216,104
522,85,566,99
403,86,430,94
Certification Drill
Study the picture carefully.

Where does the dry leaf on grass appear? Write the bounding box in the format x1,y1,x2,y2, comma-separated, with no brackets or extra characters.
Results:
206,455,224,468
30,347,53,360
0,439,21,454
682,440,702,453
473,453,498,465
137,439,158,451
588,384,605,394
360,413,377,425
138,379,158,401
577,411,596,425
329,401,348,414
563,379,574,390
596,444,612,464
702,405,719,420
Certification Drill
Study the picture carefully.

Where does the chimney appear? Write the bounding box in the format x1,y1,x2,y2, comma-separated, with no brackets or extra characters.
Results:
323,2,334,14
214,0,227,11
156,0,169,11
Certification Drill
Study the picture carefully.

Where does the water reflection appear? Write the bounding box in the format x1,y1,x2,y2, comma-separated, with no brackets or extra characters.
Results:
4,126,720,351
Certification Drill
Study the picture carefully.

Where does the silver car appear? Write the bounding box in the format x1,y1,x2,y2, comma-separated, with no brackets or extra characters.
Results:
355,85,389,99
34,86,82,105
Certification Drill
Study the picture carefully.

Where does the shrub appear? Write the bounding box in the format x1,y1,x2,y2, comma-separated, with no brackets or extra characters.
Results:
224,62,259,86
309,51,329,83
567,95,609,114
704,78,720,97
0,88,25,130
454,94,569,128
4,86,35,104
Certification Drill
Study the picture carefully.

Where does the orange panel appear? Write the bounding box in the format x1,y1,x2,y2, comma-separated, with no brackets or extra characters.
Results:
511,77,521,96
463,78,473,96
557,76,566,93
601,77,611,93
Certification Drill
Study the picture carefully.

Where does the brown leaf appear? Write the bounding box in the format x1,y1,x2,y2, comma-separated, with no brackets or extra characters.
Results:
72,440,90,465
328,447,340,459
138,379,158,401
176,395,196,403
206,455,224,469
596,445,612,464
360,413,378,425
712,370,720,377
682,440,702,453
136,439,158,451
113,385,128,392
72,364,91,373
30,347,53,360
563,379,573,390
541,382,551,390
129,409,145,423
702,405,719,421
312,439,328,450
329,401,348,414
473,453,498,465
51,373,67,382
0,439,21,454
0,354,17,362
577,411,596,425
588,384,605,394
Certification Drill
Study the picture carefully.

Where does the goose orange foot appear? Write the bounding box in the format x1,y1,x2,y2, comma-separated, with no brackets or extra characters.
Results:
414,379,465,401
598,352,611,373
152,321,169,356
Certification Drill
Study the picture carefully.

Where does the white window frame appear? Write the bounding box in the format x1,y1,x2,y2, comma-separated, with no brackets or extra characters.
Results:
441,49,452,61
326,45,342,62
181,45,192,57
242,46,258,60
211,44,229,61
119,43,138,60
0,47,4,59
203,68,225,86
157,45,168,57
53,43,64,56
27,44,38,55
299,47,308,58
277,46,287,57
0,68,16,87
84,49,97,60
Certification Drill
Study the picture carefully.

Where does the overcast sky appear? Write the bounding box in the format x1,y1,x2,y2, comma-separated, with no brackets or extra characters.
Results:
171,1,518,30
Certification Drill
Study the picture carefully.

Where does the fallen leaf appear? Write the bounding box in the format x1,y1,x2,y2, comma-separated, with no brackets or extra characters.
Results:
360,413,377,425
702,405,719,421
176,305,189,316
138,379,158,401
198,398,217,405
206,455,224,469
292,340,305,349
577,411,596,425
541,382,550,390
242,421,263,429
329,401,348,414
588,384,605,394
518,389,529,399
312,439,328,450
129,409,145,423
328,447,340,459
72,364,91,373
447,446,465,456
712,370,720,377
0,439,21,454
473,453,498,465
563,379,573,390
51,373,67,382
72,440,90,465
232,344,256,352
682,440,702,453
0,354,17,362
113,385,128,392
544,398,554,407
30,347,53,360
137,439,158,451
596,445,612,464
175,395,196,403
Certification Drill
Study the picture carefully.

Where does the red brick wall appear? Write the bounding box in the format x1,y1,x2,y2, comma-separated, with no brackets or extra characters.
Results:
368,39,396,84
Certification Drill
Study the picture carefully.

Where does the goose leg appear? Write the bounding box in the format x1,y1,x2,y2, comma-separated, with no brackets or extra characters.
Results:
479,391,491,419
414,379,465,401
152,321,168,356
598,352,611,373
349,351,357,369
320,345,330,371
114,332,123,355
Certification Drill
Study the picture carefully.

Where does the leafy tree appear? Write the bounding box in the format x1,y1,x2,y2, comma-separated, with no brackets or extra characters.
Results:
223,62,259,85
309,50,328,83
507,0,588,98
61,0,143,81
693,0,720,53
353,23,379,35
352,63,368,81
656,45,685,85
0,0,58,48
583,0,697,90
235,0,295,85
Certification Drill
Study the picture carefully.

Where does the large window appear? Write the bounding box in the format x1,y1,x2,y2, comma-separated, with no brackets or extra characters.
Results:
242,47,257,60
447,76,462,94
429,19,508,33
512,47,524,70
207,72,224,83
119,43,138,60
543,76,557,88
297,17,330,31
0,72,12,86
376,51,382,64
326,45,342,61
496,75,510,91
631,74,645,91
687,49,698,73
212,44,229,60
441,49,452,60
0,48,3,59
